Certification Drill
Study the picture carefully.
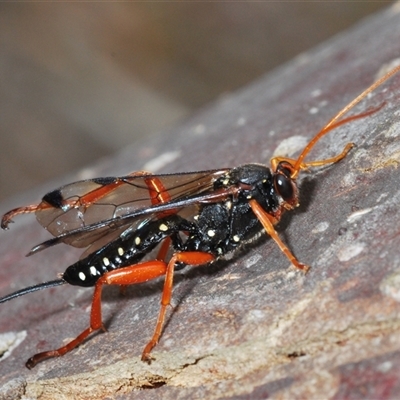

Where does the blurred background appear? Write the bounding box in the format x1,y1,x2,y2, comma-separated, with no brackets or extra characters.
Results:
0,2,389,201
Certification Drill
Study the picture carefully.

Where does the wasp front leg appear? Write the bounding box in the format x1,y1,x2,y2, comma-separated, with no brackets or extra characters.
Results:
249,199,310,272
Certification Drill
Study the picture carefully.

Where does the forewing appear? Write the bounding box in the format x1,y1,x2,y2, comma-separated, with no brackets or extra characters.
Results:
32,169,228,250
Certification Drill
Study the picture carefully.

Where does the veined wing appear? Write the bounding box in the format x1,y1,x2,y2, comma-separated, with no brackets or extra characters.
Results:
28,169,233,254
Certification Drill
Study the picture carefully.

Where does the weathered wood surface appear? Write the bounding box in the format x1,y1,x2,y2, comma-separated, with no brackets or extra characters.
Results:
1,4,400,399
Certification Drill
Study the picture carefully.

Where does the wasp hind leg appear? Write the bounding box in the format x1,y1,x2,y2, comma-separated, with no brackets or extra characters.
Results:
25,260,168,368
26,252,214,368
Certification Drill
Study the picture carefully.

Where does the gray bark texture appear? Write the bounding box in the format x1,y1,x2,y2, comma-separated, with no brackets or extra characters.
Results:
1,4,400,399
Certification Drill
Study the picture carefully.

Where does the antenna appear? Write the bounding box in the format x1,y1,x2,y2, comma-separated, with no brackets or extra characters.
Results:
0,279,66,304
292,64,400,177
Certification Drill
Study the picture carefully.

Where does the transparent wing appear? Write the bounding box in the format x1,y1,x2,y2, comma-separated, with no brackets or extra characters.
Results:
29,169,231,254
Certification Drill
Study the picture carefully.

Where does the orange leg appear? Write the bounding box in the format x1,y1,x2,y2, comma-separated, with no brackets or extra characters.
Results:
141,251,214,361
119,237,173,295
26,252,214,368
249,199,309,272
25,260,167,368
156,236,172,261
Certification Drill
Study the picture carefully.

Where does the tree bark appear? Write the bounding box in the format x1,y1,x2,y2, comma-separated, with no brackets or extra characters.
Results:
1,4,400,399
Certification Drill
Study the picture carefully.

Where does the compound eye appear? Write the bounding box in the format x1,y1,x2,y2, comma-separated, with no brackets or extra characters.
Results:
274,173,294,201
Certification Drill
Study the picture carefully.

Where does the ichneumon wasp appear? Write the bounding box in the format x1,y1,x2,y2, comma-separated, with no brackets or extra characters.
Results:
1,65,399,369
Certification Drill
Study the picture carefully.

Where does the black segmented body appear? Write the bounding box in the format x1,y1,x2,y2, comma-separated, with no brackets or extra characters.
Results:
63,163,283,287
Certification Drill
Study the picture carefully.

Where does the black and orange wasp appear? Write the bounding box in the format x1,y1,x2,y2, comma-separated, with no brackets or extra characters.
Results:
1,65,399,369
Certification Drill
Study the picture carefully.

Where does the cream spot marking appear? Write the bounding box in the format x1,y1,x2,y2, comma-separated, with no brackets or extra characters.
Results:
103,257,110,266
79,272,86,281
233,235,240,242
135,237,141,245
159,223,168,232
118,247,124,256
89,266,97,276
207,229,216,237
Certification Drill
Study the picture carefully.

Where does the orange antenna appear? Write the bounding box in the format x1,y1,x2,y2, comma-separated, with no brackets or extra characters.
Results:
291,63,400,178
